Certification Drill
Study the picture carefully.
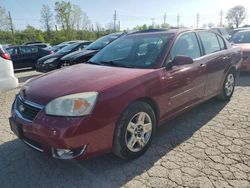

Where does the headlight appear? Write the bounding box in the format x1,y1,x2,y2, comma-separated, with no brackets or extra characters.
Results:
44,57,58,64
45,92,98,116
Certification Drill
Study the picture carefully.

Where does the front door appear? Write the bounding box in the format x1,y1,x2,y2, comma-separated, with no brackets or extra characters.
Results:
159,32,206,120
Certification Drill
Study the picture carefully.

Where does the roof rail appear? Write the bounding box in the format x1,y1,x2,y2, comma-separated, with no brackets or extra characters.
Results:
133,29,168,34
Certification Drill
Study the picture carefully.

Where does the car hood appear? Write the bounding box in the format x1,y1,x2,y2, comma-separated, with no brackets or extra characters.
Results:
38,53,65,62
61,50,98,61
21,64,155,105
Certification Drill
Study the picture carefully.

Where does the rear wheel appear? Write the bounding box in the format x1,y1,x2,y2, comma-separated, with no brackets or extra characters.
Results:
218,70,236,101
113,101,156,159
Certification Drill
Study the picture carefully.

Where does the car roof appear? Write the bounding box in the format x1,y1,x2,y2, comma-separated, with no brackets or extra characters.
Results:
128,28,201,36
237,29,250,33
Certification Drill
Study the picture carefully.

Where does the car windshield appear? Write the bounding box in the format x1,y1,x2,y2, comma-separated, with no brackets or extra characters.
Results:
56,43,79,54
231,31,250,43
89,33,174,69
86,33,121,50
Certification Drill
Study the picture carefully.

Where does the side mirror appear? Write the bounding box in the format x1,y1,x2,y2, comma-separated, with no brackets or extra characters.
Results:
167,55,193,69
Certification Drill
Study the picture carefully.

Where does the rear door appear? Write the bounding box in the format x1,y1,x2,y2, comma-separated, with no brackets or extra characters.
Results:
197,31,228,97
161,32,206,117
7,47,21,69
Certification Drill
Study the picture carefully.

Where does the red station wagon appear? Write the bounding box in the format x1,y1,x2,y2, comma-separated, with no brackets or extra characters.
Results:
9,29,242,160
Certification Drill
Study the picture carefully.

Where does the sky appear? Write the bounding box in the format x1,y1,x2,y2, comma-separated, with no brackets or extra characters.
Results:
0,0,250,30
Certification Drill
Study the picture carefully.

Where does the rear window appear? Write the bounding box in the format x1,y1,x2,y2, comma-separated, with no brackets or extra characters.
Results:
231,31,250,43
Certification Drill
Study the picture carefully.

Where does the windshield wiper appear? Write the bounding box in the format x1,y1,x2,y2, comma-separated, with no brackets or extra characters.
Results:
100,60,134,68
86,60,101,65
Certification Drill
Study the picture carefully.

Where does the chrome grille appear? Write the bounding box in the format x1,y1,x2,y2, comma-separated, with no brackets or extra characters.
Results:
15,96,43,122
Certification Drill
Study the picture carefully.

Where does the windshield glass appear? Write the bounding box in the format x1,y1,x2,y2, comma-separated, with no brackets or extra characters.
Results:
231,31,250,43
89,33,174,69
86,33,121,50
56,43,79,54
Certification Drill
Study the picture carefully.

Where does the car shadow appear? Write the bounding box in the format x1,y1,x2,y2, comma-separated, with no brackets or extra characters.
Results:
236,72,250,87
0,98,228,188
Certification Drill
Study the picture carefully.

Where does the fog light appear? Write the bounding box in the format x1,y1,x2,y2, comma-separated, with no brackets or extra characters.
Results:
52,145,87,159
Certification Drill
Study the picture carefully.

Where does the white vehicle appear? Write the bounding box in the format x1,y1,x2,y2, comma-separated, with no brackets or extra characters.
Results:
0,45,18,93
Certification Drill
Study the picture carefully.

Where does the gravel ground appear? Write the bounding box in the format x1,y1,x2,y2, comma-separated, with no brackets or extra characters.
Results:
0,71,249,188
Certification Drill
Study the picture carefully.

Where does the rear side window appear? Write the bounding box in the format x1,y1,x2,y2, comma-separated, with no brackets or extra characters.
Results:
19,46,38,54
199,31,221,55
170,32,201,59
220,28,228,36
217,35,226,50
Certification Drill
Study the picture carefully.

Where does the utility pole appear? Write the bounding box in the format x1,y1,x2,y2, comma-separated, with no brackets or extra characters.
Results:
196,12,200,28
163,12,166,25
8,11,14,44
118,20,120,31
151,18,155,28
177,15,180,27
55,25,58,32
219,9,223,27
113,10,117,32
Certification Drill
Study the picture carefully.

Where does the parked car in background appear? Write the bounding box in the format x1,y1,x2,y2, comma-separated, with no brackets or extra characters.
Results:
231,30,250,72
59,32,126,67
9,29,242,160
231,27,250,36
0,45,18,93
6,45,53,70
36,41,91,72
211,28,230,40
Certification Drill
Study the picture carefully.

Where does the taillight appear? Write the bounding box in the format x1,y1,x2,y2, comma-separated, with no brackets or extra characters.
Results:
49,51,54,54
0,53,11,60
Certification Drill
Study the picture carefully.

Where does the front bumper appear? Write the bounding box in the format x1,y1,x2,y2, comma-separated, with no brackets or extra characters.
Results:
10,96,115,160
36,62,58,73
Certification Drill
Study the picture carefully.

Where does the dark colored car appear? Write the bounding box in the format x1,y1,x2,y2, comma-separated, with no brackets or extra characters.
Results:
211,28,230,40
231,30,250,71
9,29,242,160
59,32,125,67
36,41,91,72
6,45,53,69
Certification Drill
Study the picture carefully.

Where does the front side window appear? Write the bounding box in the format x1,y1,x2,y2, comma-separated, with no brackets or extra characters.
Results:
199,31,221,55
170,32,201,60
90,33,174,68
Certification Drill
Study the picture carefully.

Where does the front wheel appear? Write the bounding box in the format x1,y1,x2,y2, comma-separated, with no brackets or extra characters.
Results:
217,70,236,101
112,101,156,159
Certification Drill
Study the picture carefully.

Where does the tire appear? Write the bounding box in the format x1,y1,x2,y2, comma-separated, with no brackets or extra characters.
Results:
112,101,156,159
217,70,236,101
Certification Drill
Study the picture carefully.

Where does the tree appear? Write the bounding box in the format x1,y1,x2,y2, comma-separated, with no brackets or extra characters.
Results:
226,5,246,28
0,6,9,31
54,1,72,38
40,4,53,40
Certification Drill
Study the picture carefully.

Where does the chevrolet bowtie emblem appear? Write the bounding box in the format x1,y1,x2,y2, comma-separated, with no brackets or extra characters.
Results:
19,104,25,112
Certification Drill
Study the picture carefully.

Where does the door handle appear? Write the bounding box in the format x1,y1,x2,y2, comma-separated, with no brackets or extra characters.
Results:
222,56,230,60
199,63,206,68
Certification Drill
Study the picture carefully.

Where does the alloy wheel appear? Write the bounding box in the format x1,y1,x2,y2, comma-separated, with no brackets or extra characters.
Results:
224,73,235,97
125,112,152,152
